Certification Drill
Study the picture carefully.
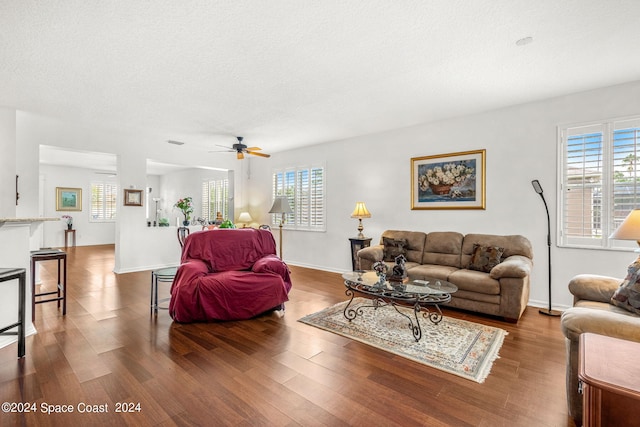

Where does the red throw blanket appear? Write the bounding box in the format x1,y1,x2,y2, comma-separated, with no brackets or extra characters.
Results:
169,228,292,322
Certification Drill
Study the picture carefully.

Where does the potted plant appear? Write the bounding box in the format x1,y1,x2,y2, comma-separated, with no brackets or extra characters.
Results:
61,215,73,230
174,197,193,226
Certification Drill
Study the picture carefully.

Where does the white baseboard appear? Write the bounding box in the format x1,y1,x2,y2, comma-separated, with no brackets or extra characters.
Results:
0,324,37,352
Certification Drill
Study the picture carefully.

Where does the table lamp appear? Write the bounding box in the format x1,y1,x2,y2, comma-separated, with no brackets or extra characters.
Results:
610,209,640,258
350,202,371,239
238,211,253,228
268,196,293,258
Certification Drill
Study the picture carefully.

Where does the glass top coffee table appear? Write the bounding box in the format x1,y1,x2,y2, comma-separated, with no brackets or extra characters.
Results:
341,270,458,342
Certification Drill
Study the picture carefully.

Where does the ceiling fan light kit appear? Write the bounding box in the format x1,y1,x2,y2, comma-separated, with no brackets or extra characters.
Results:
214,136,271,160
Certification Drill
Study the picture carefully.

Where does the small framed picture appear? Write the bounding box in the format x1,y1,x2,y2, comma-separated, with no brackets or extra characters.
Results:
124,189,143,207
56,187,82,211
411,149,486,210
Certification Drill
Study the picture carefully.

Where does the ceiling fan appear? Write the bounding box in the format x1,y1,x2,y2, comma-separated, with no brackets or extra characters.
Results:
214,136,271,160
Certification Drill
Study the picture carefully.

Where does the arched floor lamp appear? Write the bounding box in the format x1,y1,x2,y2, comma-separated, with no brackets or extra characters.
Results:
532,180,561,316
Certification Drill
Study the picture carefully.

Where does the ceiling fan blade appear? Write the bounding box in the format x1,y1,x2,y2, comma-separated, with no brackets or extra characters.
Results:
237,151,244,160
246,150,271,158
245,147,262,151
215,144,234,149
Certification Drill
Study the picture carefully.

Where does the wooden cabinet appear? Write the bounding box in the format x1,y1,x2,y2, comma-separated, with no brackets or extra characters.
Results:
579,333,640,427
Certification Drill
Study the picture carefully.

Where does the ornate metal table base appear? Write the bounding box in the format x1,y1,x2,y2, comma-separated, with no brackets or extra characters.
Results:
341,271,456,342
343,289,446,342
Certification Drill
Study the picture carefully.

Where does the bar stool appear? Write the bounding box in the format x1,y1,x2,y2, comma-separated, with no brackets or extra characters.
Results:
30,249,67,321
0,268,26,358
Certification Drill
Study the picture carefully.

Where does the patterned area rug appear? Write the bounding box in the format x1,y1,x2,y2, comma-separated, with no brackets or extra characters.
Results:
299,297,507,383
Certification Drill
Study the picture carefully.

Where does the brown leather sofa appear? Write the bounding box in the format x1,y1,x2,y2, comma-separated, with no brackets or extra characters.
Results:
357,230,533,322
560,274,640,426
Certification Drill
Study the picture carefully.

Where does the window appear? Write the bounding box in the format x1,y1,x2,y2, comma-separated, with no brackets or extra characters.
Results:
90,182,117,221
272,165,325,231
202,179,229,221
559,116,640,249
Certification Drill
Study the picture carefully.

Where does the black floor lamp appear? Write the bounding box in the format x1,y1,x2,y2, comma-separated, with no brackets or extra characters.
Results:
532,179,561,316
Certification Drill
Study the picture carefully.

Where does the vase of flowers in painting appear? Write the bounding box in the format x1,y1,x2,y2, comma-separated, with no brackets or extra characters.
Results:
429,183,453,195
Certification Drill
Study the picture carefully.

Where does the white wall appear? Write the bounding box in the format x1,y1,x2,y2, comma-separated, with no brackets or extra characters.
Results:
40,164,117,247
247,80,640,310
0,108,17,217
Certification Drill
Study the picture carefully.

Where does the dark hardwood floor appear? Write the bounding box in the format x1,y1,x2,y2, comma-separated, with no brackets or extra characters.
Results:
0,245,573,426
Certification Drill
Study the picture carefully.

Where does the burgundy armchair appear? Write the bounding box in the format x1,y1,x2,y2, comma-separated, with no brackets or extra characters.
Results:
169,228,292,322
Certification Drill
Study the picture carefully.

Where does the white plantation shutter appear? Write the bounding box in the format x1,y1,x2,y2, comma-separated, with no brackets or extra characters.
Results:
612,119,640,228
560,117,640,249
296,169,309,227
272,165,325,231
91,182,117,221
201,179,230,221
201,181,209,220
309,167,324,228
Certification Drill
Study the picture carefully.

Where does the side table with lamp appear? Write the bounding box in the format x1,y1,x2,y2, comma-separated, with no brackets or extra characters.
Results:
349,202,372,271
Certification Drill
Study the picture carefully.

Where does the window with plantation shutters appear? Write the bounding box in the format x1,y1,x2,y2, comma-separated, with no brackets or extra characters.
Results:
201,179,229,221
559,116,640,249
90,182,117,221
272,165,325,231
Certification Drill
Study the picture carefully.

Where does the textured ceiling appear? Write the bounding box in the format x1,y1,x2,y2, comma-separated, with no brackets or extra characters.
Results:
3,0,640,157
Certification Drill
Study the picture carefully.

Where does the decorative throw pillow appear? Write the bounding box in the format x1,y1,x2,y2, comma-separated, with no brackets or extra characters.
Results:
383,237,407,262
467,244,504,273
611,258,640,315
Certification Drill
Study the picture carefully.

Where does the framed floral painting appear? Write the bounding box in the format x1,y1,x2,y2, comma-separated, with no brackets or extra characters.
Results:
411,149,486,210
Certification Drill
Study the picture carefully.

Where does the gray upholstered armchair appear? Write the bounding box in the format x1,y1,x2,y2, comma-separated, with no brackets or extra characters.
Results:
560,274,640,426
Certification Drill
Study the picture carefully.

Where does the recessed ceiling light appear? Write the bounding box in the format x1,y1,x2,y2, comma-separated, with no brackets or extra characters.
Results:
167,140,185,145
516,36,533,46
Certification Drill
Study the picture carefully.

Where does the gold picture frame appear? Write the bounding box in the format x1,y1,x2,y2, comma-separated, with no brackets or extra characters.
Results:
56,187,82,211
124,189,143,207
411,149,486,210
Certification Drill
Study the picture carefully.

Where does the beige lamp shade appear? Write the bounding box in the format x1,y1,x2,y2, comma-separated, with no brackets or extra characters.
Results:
610,209,640,245
238,211,253,228
238,212,253,223
350,202,371,238
350,202,371,219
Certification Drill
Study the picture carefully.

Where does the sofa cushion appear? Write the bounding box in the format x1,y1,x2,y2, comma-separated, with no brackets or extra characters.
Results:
382,237,407,262
421,231,463,268
181,228,277,271
461,234,533,268
467,244,504,273
380,230,426,264
408,264,459,281
448,269,501,295
611,259,640,315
